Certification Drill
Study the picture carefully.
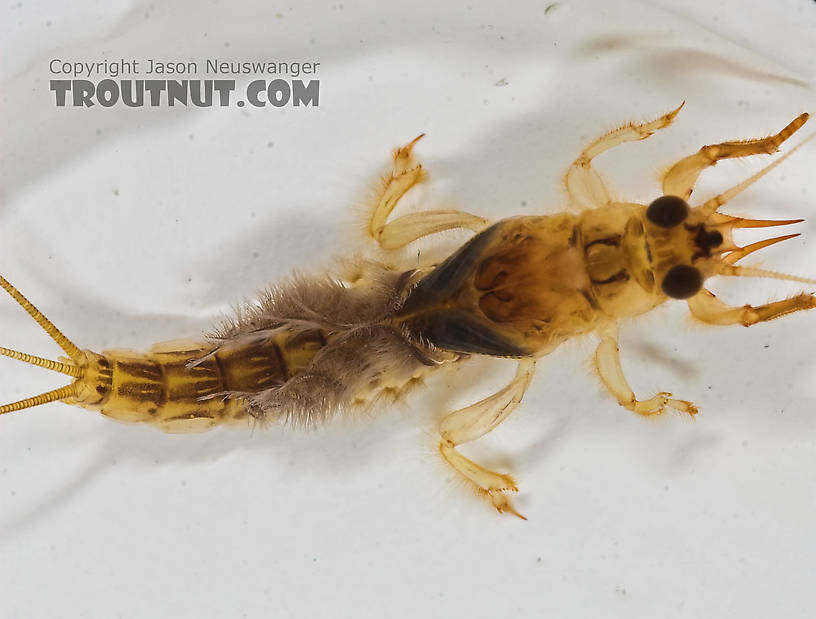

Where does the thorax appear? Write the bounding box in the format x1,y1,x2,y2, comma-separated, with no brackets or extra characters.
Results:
397,208,663,358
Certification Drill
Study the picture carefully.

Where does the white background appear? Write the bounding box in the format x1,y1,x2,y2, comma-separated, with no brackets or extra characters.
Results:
1,1,815,617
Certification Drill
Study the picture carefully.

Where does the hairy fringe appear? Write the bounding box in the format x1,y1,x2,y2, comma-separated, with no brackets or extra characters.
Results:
208,261,448,427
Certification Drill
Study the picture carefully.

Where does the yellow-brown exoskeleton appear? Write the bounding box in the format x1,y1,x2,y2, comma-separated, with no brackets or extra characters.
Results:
2,105,815,519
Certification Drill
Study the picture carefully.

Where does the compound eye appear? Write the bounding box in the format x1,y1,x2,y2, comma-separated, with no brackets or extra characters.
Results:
661,265,703,299
646,195,690,228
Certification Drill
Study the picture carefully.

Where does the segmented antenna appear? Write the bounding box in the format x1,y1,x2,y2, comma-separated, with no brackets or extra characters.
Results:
0,275,82,361
0,385,78,415
718,264,816,285
0,275,83,415
0,347,80,376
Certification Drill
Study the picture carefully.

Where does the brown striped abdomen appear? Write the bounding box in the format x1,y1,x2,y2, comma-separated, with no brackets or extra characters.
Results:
66,328,327,432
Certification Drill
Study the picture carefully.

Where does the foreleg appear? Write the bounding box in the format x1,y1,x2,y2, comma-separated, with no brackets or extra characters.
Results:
662,113,808,200
687,288,816,326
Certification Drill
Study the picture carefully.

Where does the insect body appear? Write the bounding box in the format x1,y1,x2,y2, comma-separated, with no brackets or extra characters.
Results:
2,106,815,518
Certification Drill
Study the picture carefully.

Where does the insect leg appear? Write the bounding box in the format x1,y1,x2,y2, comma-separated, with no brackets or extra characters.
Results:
374,210,489,250
662,113,809,200
564,104,684,210
687,288,816,326
594,323,698,417
438,359,535,519
368,135,489,249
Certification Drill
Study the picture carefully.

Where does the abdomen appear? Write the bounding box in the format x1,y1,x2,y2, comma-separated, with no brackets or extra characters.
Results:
71,328,327,432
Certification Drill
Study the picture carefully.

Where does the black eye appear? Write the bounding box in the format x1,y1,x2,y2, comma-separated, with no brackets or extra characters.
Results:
661,265,703,299
646,195,690,228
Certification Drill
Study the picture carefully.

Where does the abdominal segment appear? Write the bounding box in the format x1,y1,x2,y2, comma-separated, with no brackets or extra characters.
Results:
79,327,327,432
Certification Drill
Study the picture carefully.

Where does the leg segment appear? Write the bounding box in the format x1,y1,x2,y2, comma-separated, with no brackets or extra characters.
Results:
375,210,489,250
594,324,697,417
662,113,809,200
565,104,684,210
687,288,816,326
368,135,489,249
438,359,536,519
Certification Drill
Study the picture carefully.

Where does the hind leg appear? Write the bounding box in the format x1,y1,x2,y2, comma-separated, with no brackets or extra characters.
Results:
662,113,809,200
565,104,684,210
438,359,536,519
368,135,489,250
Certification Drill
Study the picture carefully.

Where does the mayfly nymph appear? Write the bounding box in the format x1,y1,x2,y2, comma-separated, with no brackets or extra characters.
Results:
2,105,814,518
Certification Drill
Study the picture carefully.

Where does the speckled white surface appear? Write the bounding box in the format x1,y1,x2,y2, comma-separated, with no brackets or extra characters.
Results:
1,1,815,618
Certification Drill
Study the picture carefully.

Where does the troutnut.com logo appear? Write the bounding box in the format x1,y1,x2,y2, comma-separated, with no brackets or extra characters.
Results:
49,58,321,108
